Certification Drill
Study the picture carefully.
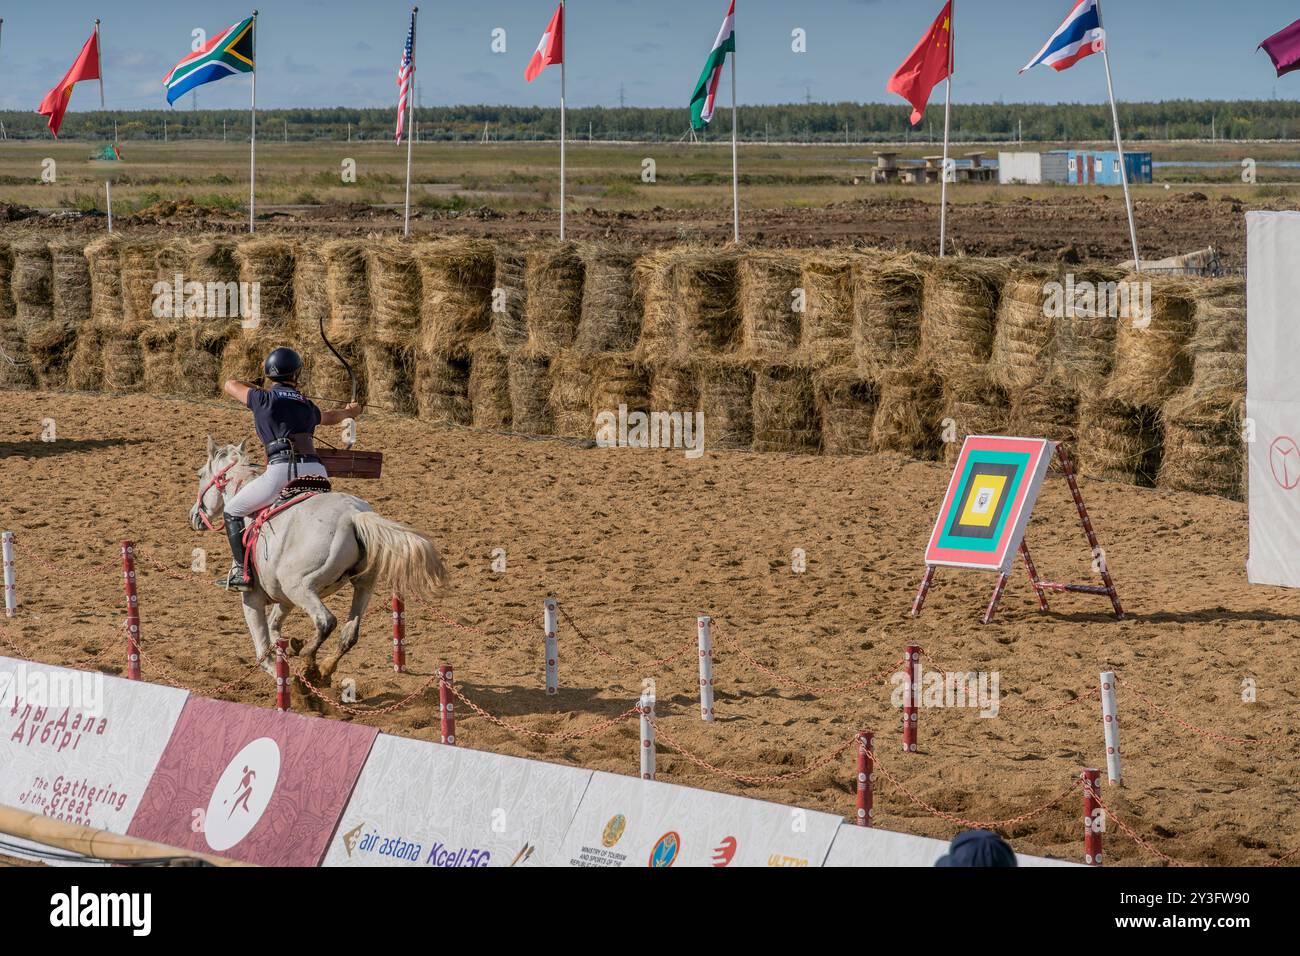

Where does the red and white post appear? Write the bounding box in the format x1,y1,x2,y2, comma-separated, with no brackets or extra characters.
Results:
438,664,455,745
391,595,406,673
1082,767,1103,866
856,731,875,827
275,638,290,712
2,531,16,618
639,689,656,780
543,596,558,696
121,541,141,680
1100,671,1122,786
902,645,920,753
697,615,714,721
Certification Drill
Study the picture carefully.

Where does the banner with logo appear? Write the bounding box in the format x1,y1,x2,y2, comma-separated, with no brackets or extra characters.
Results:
322,734,592,867
558,771,842,867
126,696,377,866
1247,212,1300,588
823,823,1079,866
0,657,190,863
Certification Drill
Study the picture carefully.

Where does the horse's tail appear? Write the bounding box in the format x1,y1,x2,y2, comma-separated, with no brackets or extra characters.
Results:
352,511,451,600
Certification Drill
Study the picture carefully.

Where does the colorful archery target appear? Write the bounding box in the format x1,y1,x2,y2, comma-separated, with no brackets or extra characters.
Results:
924,436,1055,573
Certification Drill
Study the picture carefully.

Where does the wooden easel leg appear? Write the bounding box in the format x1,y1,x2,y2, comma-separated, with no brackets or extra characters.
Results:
1056,444,1125,621
982,571,1011,625
911,566,937,618
1019,541,1050,612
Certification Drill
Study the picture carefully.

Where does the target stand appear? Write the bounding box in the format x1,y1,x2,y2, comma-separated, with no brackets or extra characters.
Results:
910,437,1124,625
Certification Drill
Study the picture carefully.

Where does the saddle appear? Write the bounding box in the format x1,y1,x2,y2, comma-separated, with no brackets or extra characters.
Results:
278,475,332,499
240,479,333,580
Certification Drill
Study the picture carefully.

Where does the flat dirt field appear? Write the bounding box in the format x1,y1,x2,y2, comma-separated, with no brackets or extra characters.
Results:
2,140,1294,265
2,389,1298,866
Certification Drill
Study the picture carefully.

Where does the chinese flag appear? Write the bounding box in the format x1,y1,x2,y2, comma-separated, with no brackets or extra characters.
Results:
524,3,563,83
886,1,952,126
38,28,101,138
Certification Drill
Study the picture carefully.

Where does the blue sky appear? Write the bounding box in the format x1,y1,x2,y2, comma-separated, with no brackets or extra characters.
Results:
0,0,1296,111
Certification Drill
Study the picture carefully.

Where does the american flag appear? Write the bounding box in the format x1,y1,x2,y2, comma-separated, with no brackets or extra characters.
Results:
395,16,414,144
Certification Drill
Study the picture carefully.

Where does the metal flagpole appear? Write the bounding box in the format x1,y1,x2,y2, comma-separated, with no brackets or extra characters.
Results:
94,20,105,109
1095,1,1140,271
249,10,258,235
95,20,111,233
403,7,418,237
938,1,952,258
730,1,739,243
559,0,567,240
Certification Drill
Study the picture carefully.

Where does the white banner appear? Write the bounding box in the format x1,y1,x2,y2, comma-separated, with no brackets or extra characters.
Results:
559,771,842,867
1247,212,1300,588
0,657,189,863
322,735,592,868
823,823,1079,867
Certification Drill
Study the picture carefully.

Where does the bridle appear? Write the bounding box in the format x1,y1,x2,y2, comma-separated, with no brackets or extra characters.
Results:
194,455,252,531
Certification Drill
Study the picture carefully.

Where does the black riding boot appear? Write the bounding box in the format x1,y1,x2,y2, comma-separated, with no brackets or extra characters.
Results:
221,517,254,591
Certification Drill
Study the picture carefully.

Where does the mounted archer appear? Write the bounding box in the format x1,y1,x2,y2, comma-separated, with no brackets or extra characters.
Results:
218,347,362,591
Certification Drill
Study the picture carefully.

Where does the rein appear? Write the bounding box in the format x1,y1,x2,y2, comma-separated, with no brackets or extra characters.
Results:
195,457,257,531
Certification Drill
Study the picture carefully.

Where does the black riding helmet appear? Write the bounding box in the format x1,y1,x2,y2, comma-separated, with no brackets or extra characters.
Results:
264,347,303,383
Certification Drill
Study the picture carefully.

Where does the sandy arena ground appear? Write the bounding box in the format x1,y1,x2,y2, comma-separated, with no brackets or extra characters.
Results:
2,389,1298,866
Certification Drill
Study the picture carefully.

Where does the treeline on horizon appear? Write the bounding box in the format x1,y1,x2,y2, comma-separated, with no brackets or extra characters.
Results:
2,100,1299,142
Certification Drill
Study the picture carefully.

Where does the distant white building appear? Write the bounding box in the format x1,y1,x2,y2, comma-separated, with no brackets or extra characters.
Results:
998,151,1045,185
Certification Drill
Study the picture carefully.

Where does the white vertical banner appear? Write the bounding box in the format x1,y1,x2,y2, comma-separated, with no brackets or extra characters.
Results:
1247,212,1300,588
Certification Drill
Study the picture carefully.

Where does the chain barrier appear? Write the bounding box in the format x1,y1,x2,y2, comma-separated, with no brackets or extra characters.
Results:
12,535,120,580
650,716,859,785
1121,678,1291,749
558,605,698,672
451,684,641,741
411,595,534,639
291,665,443,717
873,752,1080,830
0,618,30,660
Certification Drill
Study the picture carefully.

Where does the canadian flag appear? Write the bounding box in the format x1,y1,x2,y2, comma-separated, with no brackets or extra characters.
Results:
525,3,564,83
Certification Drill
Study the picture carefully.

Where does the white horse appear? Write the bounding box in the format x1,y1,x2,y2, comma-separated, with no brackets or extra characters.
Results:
191,438,449,695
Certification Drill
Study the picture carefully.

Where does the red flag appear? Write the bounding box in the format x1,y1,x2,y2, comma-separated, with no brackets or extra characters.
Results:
886,1,952,126
524,3,563,83
38,27,102,138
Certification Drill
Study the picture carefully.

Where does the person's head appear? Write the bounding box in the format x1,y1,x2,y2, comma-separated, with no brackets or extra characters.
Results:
264,347,303,386
934,829,1018,868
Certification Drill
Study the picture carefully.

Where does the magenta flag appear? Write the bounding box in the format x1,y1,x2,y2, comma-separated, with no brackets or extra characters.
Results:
1260,18,1300,77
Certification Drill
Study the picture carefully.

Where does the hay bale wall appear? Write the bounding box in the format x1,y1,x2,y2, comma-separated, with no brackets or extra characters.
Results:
0,233,1252,496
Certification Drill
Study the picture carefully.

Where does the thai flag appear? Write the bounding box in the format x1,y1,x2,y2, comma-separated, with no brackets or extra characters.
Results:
395,16,414,144
1019,0,1105,74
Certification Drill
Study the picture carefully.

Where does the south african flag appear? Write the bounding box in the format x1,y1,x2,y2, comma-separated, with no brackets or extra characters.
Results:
163,16,255,105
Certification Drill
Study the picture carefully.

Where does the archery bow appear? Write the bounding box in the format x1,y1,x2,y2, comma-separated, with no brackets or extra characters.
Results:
318,313,358,449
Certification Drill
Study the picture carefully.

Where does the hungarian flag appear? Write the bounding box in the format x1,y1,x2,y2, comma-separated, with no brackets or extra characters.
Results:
38,27,101,138
163,16,255,105
886,1,953,126
525,4,563,83
690,0,735,130
1260,18,1300,78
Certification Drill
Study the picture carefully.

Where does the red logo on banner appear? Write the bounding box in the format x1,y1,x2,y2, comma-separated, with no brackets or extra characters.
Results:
1269,436,1300,490
712,836,738,867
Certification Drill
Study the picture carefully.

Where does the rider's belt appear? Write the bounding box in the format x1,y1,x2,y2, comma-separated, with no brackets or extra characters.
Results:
267,452,321,466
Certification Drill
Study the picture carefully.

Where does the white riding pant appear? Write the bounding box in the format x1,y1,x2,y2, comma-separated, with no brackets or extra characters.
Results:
225,461,329,519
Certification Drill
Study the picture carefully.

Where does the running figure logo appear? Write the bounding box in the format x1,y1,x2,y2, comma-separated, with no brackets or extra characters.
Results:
228,766,256,818
204,737,282,852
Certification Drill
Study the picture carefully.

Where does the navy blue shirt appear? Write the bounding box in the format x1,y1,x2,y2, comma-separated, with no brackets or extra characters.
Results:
246,385,322,448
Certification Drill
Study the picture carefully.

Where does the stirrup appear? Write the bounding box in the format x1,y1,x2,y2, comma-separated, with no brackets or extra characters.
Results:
218,567,254,592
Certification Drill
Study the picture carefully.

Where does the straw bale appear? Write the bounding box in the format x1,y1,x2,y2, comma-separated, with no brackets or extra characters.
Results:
739,251,802,359
524,242,584,354
852,253,927,381
799,253,854,366
418,237,495,354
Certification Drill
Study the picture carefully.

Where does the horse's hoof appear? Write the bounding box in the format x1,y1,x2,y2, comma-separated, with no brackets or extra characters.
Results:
289,638,304,655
